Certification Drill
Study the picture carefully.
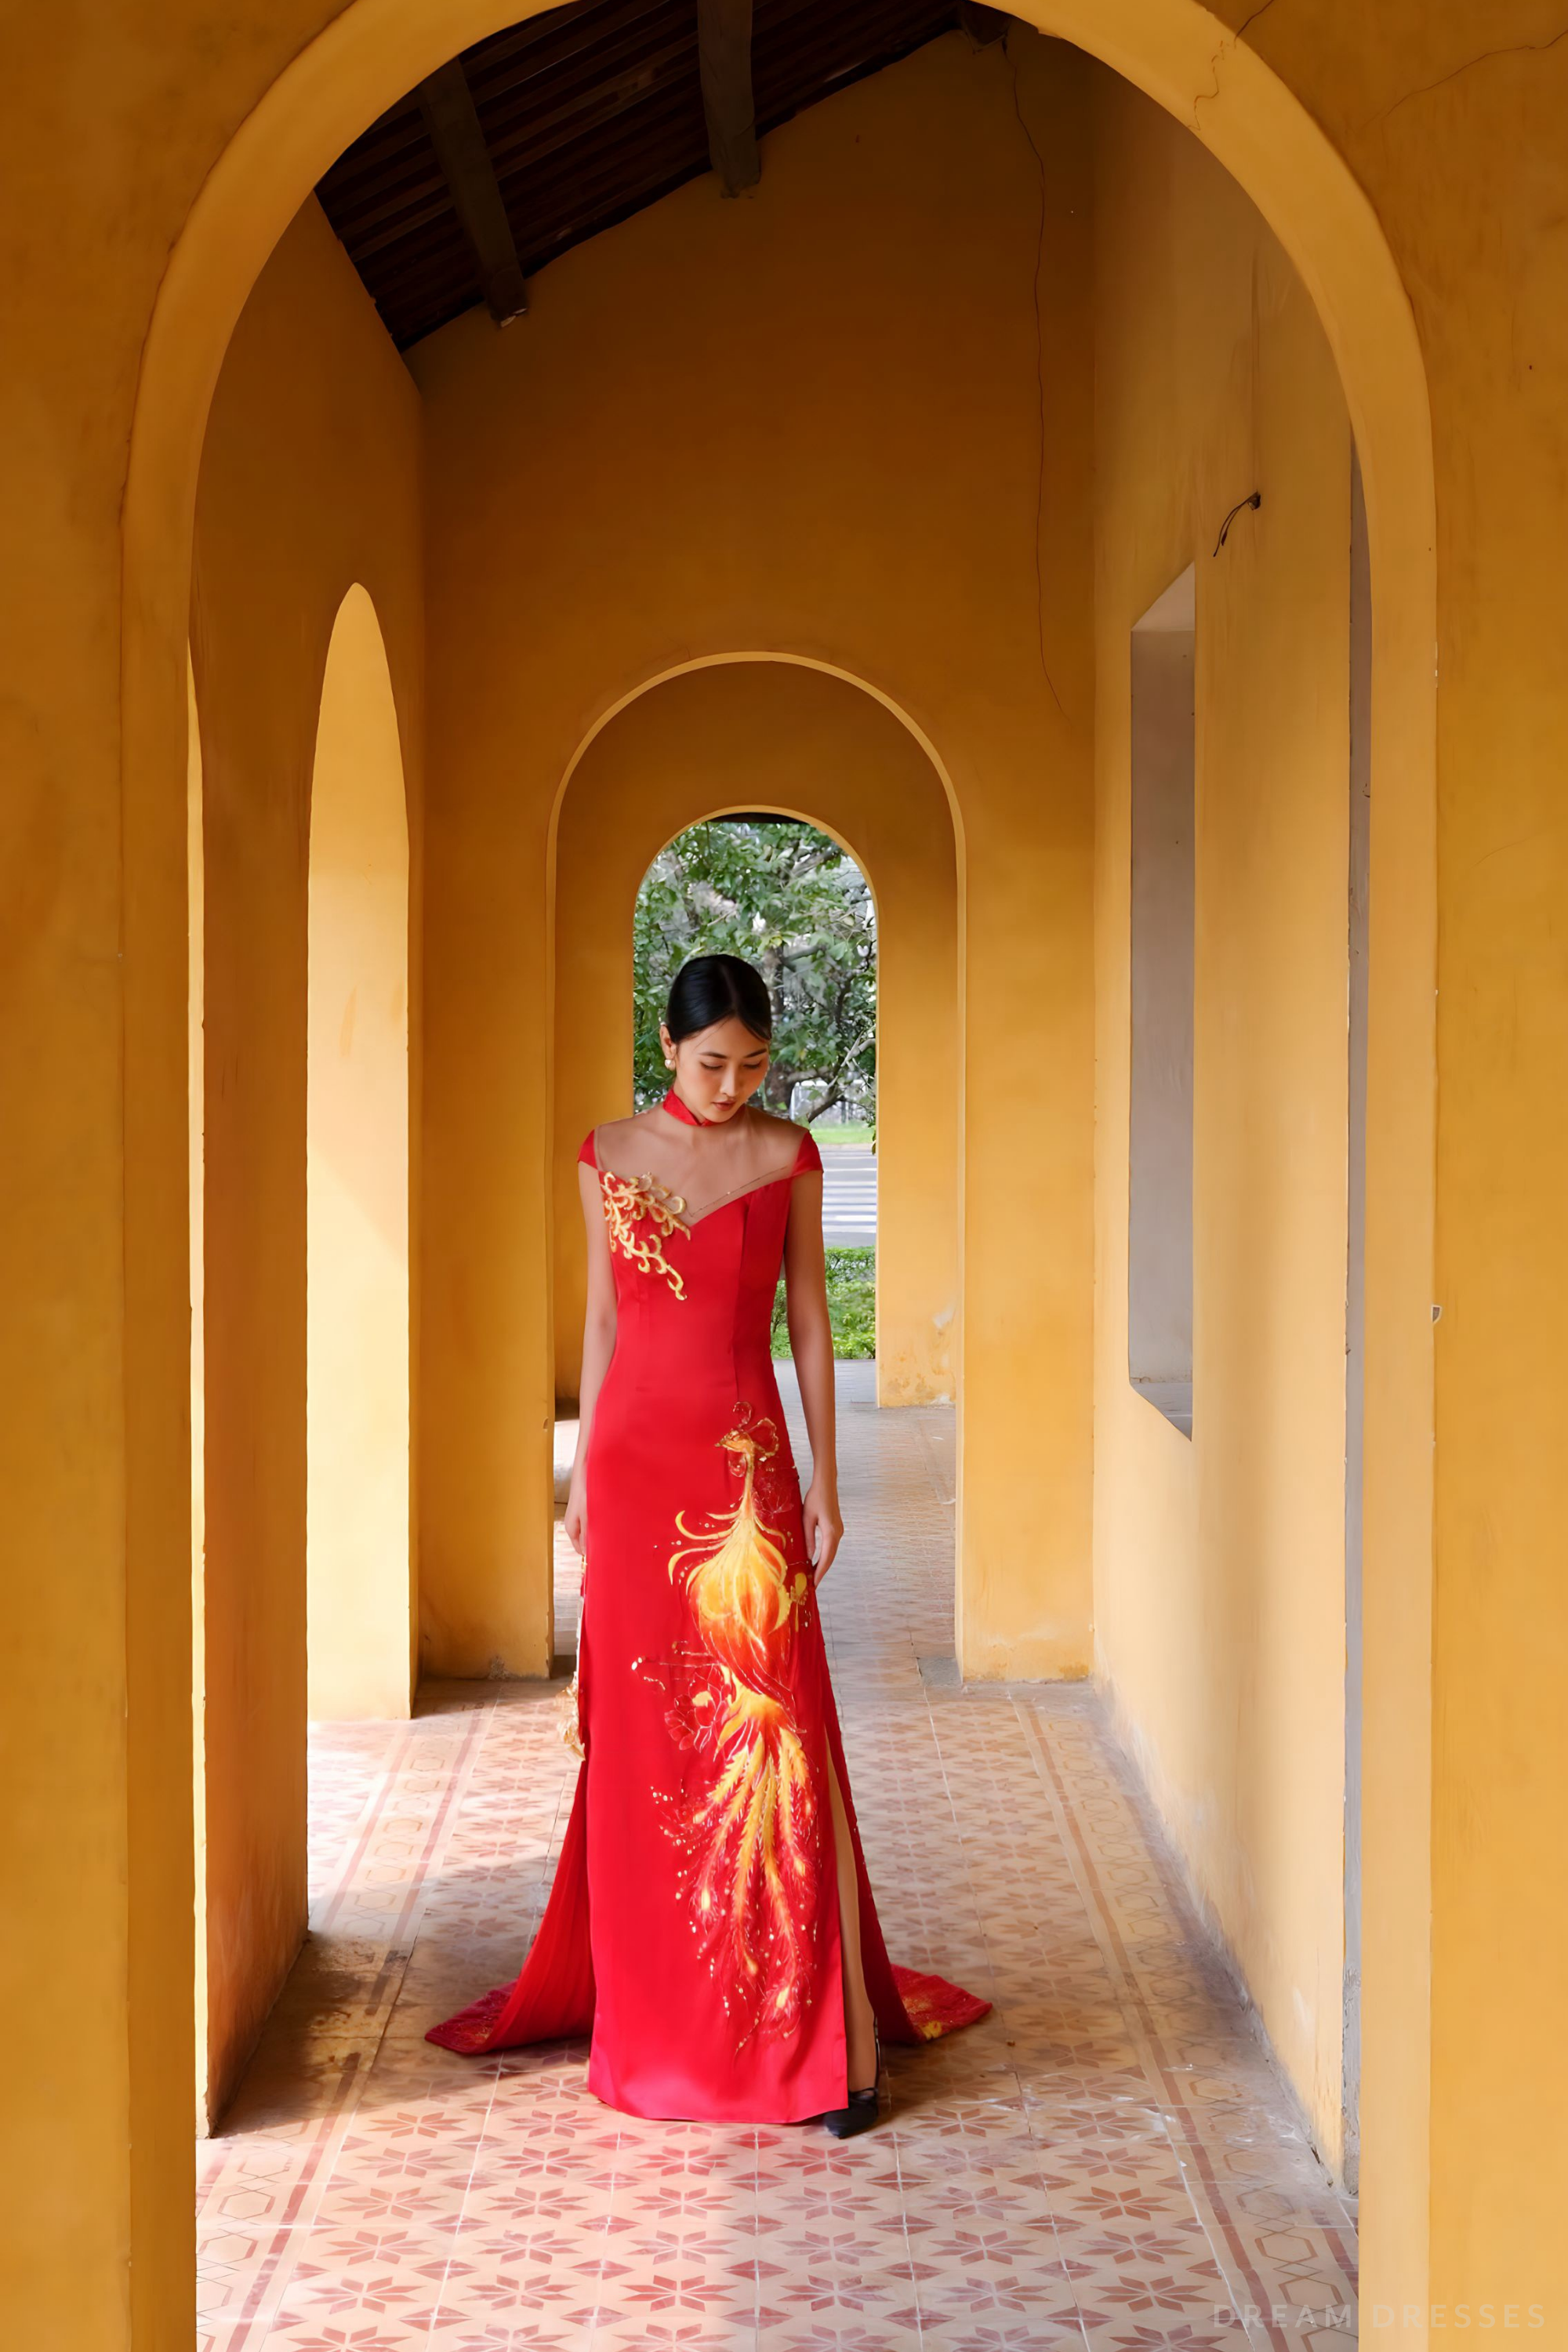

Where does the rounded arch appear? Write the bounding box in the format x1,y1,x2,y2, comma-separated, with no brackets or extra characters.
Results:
118,0,1436,2318
641,800,884,900
125,1,1434,637
123,0,1433,1721
546,649,969,864
630,800,882,1118
305,583,413,1722
550,660,960,1421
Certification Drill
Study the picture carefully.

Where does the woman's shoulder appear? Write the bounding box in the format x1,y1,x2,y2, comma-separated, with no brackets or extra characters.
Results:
579,1106,664,1166
749,1109,820,1171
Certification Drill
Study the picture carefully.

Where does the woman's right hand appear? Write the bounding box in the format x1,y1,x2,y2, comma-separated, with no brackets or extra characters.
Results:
563,1477,586,1557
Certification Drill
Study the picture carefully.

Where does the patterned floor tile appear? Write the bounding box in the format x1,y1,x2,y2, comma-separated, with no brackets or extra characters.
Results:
198,1363,1356,2349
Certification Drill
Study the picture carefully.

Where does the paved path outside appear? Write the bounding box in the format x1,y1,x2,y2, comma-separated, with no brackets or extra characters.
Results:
196,1363,1357,2350
818,1144,877,1247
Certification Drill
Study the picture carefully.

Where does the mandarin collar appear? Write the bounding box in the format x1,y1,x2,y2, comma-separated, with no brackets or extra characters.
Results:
662,1087,710,1129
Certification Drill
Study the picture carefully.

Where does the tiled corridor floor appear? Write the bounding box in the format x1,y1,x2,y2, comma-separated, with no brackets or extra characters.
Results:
197,1366,1357,2350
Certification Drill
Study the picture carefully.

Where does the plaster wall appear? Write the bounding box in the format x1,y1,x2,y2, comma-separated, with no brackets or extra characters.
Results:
191,197,423,2118
551,660,959,1421
1090,77,1353,2165
414,31,1095,1685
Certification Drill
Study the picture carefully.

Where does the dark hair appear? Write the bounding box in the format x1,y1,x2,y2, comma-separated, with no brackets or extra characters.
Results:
665,954,773,1044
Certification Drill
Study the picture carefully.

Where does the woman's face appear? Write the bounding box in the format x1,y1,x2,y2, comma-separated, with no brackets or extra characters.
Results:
662,1017,770,1123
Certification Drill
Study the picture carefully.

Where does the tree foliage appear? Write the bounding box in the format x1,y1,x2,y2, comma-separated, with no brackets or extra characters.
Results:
633,819,877,1117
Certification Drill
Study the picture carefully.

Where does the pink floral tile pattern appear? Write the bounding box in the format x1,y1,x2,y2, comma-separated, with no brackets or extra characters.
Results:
198,1364,1356,2350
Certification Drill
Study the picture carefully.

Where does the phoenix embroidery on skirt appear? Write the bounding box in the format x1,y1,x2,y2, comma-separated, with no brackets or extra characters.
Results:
650,1413,822,2048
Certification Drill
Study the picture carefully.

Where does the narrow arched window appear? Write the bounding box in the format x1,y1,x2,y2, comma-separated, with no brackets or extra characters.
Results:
307,586,412,1719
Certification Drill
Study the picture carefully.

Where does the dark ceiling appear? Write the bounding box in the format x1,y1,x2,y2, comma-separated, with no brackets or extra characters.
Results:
316,0,996,350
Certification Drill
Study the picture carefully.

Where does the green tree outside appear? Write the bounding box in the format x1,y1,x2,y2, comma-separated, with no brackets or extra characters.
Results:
633,818,876,1123
634,818,878,1358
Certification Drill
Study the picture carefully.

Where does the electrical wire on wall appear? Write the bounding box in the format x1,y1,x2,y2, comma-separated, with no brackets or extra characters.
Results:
1213,491,1261,555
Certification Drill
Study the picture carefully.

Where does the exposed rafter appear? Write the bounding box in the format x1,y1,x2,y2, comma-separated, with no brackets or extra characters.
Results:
418,59,530,324
959,4,1010,44
698,0,760,194
318,1,964,350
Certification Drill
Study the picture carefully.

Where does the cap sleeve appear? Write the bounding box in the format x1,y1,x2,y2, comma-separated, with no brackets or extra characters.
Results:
577,1129,600,1169
792,1131,822,1177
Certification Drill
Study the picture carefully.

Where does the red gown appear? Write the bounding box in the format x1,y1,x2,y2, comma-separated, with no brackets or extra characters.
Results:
429,1091,987,2121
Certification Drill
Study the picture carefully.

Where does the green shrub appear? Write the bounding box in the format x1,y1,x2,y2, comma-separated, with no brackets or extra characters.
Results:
772,1247,876,1361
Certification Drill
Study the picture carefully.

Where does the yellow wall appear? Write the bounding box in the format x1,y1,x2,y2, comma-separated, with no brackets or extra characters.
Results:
1090,74,1354,2166
415,32,1094,1684
16,0,1568,2336
550,659,959,1421
307,584,414,1720
191,197,423,2116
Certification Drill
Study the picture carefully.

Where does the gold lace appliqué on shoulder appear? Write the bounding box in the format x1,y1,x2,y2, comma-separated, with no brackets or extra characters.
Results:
600,1169,690,1298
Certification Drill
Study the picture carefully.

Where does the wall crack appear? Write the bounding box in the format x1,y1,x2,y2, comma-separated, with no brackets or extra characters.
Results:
1363,21,1568,129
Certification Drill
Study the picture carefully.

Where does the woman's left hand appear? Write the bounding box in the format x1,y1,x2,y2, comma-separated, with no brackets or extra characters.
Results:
802,1483,844,1587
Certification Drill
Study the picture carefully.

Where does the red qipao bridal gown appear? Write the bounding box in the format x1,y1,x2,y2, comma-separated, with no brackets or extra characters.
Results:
429,1092,987,2121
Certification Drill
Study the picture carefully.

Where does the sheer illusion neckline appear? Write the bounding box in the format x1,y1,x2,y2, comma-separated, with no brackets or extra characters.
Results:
674,1160,807,1227
591,1098,810,1226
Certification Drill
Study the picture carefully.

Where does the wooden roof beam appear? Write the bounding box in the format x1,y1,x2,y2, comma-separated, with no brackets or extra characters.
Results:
417,58,528,323
959,4,1011,44
698,0,760,195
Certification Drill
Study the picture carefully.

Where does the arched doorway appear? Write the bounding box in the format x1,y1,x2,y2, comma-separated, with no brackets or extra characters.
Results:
550,805,886,1679
550,659,960,1431
183,193,425,2141
630,811,880,1303
305,584,412,1722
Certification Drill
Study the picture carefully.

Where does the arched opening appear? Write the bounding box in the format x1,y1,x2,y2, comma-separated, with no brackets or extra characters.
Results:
552,808,886,1672
97,2,1441,2338
632,817,877,1132
550,659,960,1664
632,810,880,1309
553,664,959,1363
305,584,412,1721
184,194,424,2137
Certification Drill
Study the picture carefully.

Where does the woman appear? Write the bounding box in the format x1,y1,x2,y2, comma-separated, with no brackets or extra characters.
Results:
430,954,985,2132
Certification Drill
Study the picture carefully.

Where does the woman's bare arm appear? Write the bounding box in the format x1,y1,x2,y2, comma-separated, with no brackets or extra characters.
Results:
783,1167,843,1583
563,1160,617,1556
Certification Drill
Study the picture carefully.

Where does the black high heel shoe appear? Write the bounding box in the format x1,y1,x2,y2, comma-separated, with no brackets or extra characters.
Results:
822,2023,882,2140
